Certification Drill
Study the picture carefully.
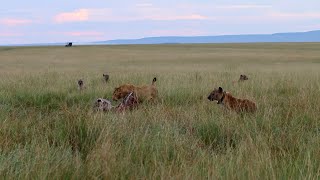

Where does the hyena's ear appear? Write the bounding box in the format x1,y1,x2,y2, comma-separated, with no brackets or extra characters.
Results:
218,87,223,93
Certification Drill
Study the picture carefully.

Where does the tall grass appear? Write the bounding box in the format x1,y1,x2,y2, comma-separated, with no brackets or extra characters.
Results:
0,44,319,179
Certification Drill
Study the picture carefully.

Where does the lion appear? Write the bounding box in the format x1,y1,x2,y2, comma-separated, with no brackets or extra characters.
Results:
207,87,257,113
112,77,158,103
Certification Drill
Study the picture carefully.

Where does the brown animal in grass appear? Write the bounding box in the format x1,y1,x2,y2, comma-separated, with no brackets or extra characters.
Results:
78,79,84,91
207,87,257,113
239,74,248,81
103,73,109,83
112,77,157,103
233,74,249,84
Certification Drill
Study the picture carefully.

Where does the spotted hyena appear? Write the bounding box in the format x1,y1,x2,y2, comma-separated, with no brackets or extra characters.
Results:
207,87,257,113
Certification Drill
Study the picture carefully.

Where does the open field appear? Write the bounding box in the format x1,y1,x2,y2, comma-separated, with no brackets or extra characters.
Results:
0,43,320,179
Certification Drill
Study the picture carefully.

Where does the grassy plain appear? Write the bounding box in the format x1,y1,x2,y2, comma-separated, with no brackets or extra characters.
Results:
0,43,319,179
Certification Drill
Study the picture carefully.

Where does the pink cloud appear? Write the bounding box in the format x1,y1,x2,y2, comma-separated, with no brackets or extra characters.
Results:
53,7,208,23
0,18,33,26
54,9,89,23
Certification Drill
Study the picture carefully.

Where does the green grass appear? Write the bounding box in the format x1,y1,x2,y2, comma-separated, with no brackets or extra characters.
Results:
0,43,319,179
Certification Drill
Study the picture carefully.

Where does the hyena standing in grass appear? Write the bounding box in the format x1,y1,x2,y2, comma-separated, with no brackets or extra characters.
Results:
103,73,109,83
233,74,249,84
208,87,257,113
239,74,248,81
78,79,84,91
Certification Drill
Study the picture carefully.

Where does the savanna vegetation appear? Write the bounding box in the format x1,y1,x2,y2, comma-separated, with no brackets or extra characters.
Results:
0,43,319,179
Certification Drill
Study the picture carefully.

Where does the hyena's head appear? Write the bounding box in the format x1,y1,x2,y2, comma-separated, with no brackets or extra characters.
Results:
239,74,248,81
208,87,224,103
94,98,112,111
78,79,84,88
152,77,157,85
103,74,109,82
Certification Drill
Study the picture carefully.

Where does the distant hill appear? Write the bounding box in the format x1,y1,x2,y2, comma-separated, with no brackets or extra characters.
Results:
2,30,320,46
94,30,320,45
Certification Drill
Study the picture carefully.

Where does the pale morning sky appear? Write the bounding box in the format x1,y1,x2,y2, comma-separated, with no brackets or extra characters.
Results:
1,0,320,44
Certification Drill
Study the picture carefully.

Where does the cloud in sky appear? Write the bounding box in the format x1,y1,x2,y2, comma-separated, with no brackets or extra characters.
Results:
53,6,319,24
53,4,209,23
54,9,89,23
0,18,33,26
